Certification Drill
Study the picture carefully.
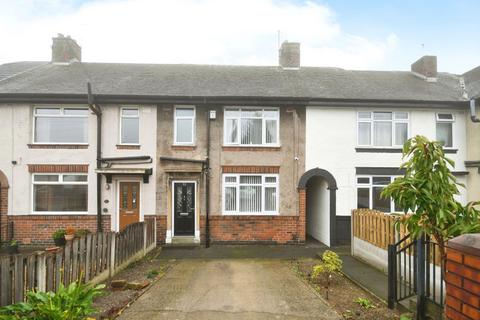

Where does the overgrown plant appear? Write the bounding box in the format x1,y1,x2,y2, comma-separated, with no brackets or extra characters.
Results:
0,279,104,319
311,250,342,299
381,135,480,272
354,297,375,309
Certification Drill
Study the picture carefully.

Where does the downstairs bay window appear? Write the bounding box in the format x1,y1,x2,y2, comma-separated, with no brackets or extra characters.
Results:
33,174,88,213
223,174,278,214
356,176,402,213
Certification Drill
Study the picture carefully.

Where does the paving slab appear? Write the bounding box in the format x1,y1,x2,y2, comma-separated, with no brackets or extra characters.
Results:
117,259,340,320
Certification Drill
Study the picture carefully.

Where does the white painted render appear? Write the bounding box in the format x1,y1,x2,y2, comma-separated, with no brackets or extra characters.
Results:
0,104,157,231
305,106,469,224
306,177,330,246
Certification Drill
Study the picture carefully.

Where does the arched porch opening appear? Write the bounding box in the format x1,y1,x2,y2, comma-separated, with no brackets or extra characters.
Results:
298,168,337,247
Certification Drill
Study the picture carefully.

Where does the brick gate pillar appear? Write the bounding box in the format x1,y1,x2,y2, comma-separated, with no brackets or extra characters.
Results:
445,234,480,320
297,189,306,243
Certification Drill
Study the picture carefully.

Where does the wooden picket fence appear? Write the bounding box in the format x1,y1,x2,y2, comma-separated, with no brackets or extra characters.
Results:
352,209,402,249
352,209,442,265
0,218,156,307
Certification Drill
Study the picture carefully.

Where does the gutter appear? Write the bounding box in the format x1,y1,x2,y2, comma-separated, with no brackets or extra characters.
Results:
0,93,470,108
87,83,103,233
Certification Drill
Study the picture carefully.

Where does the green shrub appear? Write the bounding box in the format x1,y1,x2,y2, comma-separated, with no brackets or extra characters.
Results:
74,229,92,238
52,229,66,240
0,280,104,319
311,250,342,300
311,250,342,279
354,297,375,309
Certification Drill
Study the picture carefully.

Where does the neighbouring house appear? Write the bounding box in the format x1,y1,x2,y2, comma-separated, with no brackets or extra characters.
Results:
464,66,480,202
0,34,478,246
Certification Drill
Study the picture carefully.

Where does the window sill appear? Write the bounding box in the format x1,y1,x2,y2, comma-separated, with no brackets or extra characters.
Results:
116,144,141,150
31,212,91,215
222,146,281,152
221,213,279,216
443,148,458,154
355,147,402,153
28,144,89,149
172,145,197,151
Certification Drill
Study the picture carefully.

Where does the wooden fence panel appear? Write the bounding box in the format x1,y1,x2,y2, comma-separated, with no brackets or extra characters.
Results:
352,209,401,249
0,219,156,306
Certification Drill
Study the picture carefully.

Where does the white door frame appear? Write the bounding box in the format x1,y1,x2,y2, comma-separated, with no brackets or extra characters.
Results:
115,178,143,232
169,180,198,242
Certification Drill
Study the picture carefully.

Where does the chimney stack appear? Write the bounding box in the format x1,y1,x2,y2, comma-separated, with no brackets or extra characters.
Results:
279,41,300,69
411,55,437,80
51,34,81,64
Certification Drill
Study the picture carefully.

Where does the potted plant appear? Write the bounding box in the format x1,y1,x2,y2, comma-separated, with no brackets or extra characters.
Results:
65,226,75,241
6,240,19,254
74,229,91,238
52,229,66,246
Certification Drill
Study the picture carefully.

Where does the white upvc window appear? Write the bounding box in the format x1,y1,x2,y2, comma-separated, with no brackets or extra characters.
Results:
224,107,279,146
357,111,409,147
174,106,195,145
120,107,139,144
33,107,88,144
223,174,279,215
356,176,403,213
436,113,454,148
32,173,88,214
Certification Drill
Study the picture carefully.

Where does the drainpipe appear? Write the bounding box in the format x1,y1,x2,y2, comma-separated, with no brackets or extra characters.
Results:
470,99,480,123
87,83,103,232
205,110,211,248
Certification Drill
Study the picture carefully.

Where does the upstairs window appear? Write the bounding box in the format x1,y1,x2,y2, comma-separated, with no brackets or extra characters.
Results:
174,106,195,144
120,108,139,144
357,111,408,147
34,107,88,143
223,174,278,214
33,174,88,213
224,107,279,146
436,113,454,148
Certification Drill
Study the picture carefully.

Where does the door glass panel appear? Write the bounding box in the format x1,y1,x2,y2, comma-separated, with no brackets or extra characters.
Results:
132,185,137,209
122,185,128,209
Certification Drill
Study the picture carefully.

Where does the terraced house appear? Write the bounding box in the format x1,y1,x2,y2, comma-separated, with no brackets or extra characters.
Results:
0,35,479,247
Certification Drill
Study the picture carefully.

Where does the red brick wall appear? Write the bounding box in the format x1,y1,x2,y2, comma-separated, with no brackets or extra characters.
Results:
445,234,480,320
8,215,111,246
27,164,89,173
199,215,302,244
0,186,8,243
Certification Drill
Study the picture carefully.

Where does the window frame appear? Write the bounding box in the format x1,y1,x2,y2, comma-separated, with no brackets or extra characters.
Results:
436,113,455,148
356,175,403,213
357,111,409,148
32,106,89,145
223,107,280,147
31,173,89,214
222,174,279,215
173,105,196,145
119,107,140,145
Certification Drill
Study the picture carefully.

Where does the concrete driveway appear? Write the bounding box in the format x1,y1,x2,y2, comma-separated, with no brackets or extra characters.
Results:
118,259,340,320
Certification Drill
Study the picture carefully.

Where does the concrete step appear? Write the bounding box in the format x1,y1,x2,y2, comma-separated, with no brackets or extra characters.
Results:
165,237,200,247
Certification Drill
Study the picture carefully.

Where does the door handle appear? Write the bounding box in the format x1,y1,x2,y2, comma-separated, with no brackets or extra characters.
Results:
179,212,189,216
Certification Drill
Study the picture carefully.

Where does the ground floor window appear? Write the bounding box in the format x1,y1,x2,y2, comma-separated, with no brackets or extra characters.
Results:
223,174,278,214
33,173,88,213
356,176,402,213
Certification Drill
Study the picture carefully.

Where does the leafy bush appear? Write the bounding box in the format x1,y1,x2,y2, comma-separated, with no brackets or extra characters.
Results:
311,250,342,299
52,229,66,240
354,297,375,309
312,250,342,279
74,229,92,238
0,280,104,319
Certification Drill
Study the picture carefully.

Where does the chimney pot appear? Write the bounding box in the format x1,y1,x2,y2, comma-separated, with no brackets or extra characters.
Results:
279,41,300,69
411,55,437,79
51,34,81,63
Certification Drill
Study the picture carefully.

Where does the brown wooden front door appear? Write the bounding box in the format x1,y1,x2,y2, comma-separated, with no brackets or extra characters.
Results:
119,182,140,231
